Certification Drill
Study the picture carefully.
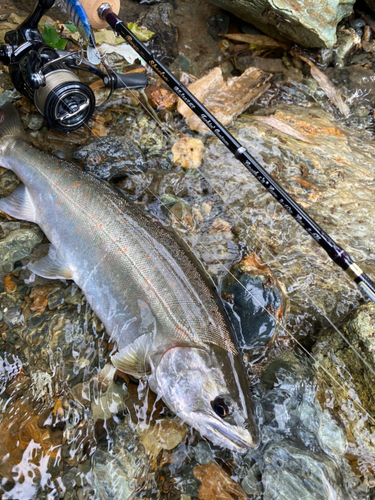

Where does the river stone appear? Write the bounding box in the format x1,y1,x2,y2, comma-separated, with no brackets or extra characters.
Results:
262,441,348,500
325,66,375,108
0,227,44,273
221,253,288,357
256,351,366,498
91,415,149,499
137,3,178,66
72,137,146,180
313,303,375,484
332,27,361,67
205,0,354,48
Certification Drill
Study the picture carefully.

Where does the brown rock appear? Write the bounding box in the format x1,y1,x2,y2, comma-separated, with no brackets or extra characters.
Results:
29,284,54,312
194,462,247,500
148,88,178,110
172,137,204,169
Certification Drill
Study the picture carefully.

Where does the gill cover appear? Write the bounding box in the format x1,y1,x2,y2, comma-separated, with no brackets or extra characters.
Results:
149,346,259,452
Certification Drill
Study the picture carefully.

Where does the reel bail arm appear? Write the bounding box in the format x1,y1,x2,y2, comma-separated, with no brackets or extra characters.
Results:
96,3,375,303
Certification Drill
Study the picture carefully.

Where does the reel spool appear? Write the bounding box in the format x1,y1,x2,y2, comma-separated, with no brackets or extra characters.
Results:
78,0,120,29
34,69,95,132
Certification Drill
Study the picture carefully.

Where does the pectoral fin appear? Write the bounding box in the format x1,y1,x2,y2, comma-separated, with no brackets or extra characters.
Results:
29,245,73,280
111,334,151,378
0,184,37,223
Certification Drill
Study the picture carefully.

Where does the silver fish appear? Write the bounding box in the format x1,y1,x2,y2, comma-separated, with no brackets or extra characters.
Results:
0,104,258,452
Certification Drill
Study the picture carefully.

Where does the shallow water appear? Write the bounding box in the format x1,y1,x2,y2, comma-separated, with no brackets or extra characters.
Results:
1,0,375,499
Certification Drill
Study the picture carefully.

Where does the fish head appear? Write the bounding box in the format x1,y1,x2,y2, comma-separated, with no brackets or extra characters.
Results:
149,345,259,452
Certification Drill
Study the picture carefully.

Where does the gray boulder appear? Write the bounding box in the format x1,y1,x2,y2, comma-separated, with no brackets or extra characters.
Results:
206,0,355,48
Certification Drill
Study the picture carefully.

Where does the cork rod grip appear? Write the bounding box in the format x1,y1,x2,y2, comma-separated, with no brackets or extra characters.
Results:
78,0,120,29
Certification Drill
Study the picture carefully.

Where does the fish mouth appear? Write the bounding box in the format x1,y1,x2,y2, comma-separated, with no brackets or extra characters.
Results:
191,411,257,452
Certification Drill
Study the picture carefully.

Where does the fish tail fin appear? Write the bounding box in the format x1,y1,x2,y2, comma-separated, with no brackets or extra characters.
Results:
0,103,25,145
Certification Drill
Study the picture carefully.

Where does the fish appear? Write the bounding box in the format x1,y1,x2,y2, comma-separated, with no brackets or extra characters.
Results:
57,0,101,65
0,103,258,452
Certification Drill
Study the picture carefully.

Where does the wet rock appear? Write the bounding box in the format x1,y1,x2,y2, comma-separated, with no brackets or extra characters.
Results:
207,14,230,41
193,462,247,500
3,304,23,327
0,227,44,273
325,66,375,108
349,18,367,30
236,55,286,73
206,0,354,48
137,4,178,66
313,303,375,482
221,253,288,358
0,169,20,197
72,136,146,180
91,415,149,499
24,113,45,131
333,27,361,67
262,441,348,500
147,87,178,110
172,137,204,169
137,418,187,459
90,379,127,423
256,351,366,497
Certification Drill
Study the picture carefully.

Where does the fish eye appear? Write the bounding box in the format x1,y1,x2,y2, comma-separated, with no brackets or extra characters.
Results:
211,396,232,418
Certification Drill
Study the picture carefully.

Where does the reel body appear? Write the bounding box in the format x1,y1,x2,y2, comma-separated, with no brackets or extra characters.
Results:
0,0,147,132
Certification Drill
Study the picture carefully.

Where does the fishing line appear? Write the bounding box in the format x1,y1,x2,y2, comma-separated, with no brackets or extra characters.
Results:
196,169,375,378
111,73,375,384
102,77,375,427
130,163,375,429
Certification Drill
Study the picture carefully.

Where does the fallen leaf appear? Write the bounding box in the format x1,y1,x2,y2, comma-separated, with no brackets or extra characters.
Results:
299,55,350,118
172,137,204,169
253,115,313,143
223,33,289,50
127,22,154,42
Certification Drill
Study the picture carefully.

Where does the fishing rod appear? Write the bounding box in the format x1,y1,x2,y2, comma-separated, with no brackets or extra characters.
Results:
88,1,375,304
1,0,374,303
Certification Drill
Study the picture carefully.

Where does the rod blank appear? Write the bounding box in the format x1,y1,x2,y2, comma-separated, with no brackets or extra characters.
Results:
99,5,375,303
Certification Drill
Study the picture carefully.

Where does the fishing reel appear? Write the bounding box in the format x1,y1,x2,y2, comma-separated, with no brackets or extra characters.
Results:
0,0,148,132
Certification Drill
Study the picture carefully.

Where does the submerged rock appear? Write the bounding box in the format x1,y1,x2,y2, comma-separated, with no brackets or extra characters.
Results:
256,351,366,498
0,227,44,273
91,415,149,499
72,136,146,180
206,0,354,48
313,303,375,484
262,441,348,500
221,253,288,358
332,27,361,68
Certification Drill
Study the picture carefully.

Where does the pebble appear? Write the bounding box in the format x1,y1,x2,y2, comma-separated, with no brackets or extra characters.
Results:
349,18,366,29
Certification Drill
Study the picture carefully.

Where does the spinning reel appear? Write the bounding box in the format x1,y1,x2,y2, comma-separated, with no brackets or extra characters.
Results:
0,0,147,132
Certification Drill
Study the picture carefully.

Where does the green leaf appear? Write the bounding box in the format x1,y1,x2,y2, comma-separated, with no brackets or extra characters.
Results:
64,22,78,33
127,22,154,42
42,24,67,50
